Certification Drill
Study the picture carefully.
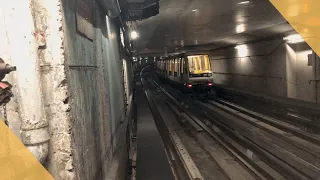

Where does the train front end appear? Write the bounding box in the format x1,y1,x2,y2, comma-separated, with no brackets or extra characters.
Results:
184,54,215,97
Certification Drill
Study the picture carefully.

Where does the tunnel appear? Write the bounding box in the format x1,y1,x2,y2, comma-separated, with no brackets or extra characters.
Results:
0,0,320,180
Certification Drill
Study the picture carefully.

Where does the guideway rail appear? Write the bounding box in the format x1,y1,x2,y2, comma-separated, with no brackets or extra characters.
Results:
152,80,273,180
152,76,320,180
139,66,202,180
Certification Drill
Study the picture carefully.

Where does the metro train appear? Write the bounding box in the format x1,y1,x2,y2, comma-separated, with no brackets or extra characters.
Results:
156,52,215,97
133,57,156,71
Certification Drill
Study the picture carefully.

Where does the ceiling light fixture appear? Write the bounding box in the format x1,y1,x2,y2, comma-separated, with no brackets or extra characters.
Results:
283,34,305,44
130,31,138,40
192,9,197,12
238,1,250,5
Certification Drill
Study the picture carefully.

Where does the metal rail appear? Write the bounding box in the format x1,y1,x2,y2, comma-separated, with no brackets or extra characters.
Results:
210,99,320,146
213,84,320,117
140,66,202,180
200,101,319,179
152,78,318,180
217,95,320,133
151,80,274,180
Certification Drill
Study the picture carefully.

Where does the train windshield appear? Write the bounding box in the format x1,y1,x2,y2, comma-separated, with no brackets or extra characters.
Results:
187,55,211,74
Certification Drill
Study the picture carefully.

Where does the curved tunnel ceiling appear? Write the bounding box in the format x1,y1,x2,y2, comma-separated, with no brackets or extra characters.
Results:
130,0,294,55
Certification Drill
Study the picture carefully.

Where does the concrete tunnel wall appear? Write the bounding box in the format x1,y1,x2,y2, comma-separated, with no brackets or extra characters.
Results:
62,0,130,179
0,0,133,179
0,0,75,179
210,39,315,102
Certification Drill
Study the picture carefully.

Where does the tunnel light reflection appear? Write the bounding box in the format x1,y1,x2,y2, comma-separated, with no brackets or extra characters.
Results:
283,34,305,44
235,44,246,49
238,1,250,5
236,24,245,33
180,40,185,46
235,44,248,57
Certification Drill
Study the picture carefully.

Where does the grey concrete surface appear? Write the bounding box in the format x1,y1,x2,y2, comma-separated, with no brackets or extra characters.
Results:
135,84,175,180
210,39,315,102
0,0,133,179
62,0,129,179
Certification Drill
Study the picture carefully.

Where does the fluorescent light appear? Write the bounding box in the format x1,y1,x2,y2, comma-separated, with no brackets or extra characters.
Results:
130,31,138,39
238,1,250,4
192,9,197,12
283,34,305,44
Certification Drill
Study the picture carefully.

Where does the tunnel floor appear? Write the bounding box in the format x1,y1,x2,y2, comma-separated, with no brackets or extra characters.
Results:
135,82,175,180
131,69,320,180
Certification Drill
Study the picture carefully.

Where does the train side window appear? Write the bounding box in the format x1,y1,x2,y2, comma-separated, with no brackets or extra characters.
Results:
162,60,166,72
177,58,180,76
169,60,171,73
174,58,178,77
172,59,174,75
180,58,183,74
167,60,169,74
171,59,174,76
184,58,187,74
168,59,171,75
167,60,170,75
174,59,177,76
163,60,165,70
168,59,170,75
168,60,170,75
169,59,172,75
